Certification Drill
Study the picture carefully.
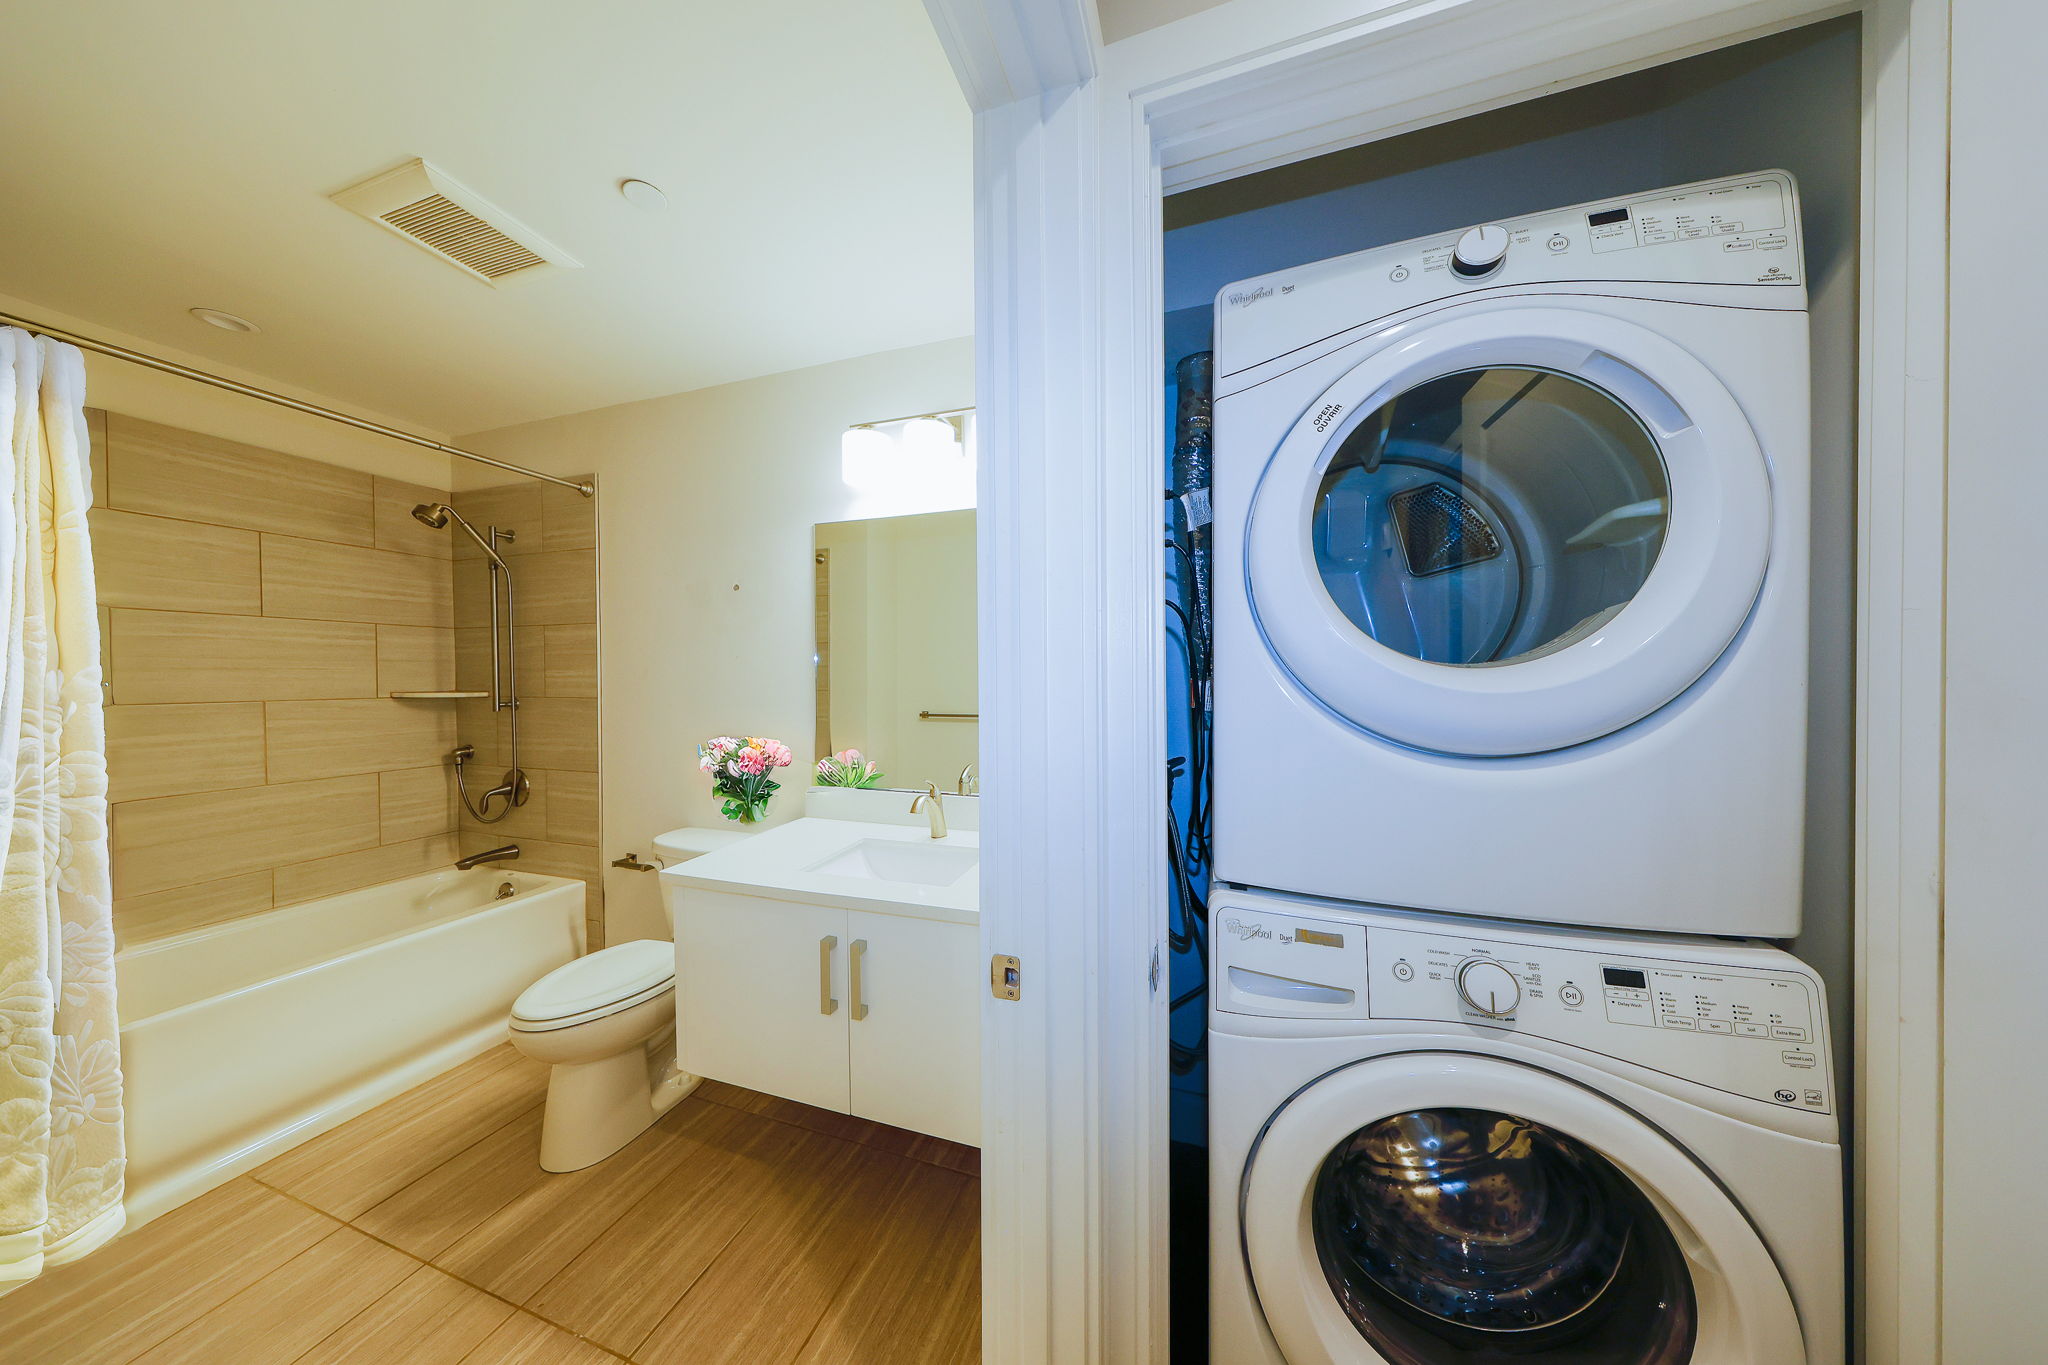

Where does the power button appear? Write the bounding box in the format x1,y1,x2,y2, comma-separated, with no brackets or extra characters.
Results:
1392,960,1414,982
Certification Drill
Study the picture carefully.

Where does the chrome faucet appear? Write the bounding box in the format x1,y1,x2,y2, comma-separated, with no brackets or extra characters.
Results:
455,844,520,869
910,785,947,839
956,763,978,796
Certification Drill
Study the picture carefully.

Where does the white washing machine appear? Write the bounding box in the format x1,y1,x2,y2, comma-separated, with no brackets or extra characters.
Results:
1211,171,1810,936
1209,886,1842,1365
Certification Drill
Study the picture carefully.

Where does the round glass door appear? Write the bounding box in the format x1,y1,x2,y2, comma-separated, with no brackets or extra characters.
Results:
1311,1108,1696,1364
1238,1053,1808,1365
1243,307,1774,756
1314,368,1669,667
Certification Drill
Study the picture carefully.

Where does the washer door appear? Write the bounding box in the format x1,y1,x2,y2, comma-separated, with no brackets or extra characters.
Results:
1241,1053,1805,1365
1245,306,1771,756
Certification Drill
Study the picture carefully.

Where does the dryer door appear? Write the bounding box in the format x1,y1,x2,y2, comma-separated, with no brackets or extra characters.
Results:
1244,306,1771,756
1240,1052,1805,1365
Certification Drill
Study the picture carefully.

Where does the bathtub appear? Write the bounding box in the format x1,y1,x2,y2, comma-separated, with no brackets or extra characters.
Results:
115,867,584,1227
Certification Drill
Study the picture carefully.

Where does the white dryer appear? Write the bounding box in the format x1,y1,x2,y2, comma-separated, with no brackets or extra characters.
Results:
1211,171,1810,936
1209,886,1842,1365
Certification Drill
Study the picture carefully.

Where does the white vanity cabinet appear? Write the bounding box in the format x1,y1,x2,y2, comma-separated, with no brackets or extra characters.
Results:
675,886,980,1146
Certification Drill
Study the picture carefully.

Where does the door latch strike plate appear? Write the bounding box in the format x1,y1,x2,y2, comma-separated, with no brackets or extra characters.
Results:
991,954,1021,1001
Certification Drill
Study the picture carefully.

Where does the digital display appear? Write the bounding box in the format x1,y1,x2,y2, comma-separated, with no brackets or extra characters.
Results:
1588,207,1631,227
1602,966,1649,990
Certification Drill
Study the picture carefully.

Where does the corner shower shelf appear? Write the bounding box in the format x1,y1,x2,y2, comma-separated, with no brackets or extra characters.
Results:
387,691,490,700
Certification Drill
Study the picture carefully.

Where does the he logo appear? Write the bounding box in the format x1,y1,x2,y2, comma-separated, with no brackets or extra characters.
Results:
1773,1088,1797,1104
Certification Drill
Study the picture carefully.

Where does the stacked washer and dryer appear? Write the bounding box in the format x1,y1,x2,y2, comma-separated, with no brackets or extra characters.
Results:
1204,171,1843,1365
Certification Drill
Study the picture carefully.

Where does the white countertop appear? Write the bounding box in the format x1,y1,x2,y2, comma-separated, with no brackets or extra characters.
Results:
659,816,980,925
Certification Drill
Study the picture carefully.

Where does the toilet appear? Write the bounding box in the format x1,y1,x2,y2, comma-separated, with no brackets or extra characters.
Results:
508,939,689,1172
507,825,753,1172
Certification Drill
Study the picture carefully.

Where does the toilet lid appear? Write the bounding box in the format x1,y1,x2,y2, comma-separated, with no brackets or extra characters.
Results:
512,939,674,1024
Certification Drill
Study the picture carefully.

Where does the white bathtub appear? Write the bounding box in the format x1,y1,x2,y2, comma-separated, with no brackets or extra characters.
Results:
115,867,584,1227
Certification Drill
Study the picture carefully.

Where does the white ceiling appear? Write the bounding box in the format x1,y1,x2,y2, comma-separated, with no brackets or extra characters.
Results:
0,1,973,435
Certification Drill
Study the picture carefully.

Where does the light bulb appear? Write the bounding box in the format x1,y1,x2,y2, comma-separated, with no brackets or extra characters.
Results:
840,426,895,490
899,415,958,456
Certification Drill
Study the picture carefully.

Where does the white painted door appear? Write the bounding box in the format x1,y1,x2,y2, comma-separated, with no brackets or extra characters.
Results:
848,910,981,1145
676,888,850,1114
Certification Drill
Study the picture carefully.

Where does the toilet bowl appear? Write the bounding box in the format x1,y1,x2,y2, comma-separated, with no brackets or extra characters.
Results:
508,939,695,1172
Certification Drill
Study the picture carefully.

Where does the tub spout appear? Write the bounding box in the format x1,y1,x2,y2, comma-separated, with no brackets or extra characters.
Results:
456,844,520,870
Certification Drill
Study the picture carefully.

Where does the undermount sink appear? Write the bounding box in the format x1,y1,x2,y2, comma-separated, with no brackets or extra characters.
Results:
811,838,979,888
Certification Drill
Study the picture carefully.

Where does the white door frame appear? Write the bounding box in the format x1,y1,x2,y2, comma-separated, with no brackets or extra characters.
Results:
936,1,1947,1361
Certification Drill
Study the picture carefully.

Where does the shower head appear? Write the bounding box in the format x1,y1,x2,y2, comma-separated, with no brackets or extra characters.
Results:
409,501,507,569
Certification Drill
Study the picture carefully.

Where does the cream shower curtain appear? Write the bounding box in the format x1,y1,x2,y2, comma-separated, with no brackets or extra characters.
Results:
0,327,123,1291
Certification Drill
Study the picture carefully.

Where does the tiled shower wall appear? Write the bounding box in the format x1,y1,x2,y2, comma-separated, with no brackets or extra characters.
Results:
96,414,464,944
450,479,603,947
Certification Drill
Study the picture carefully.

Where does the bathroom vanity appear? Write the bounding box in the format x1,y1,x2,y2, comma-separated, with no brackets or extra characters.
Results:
660,814,980,1146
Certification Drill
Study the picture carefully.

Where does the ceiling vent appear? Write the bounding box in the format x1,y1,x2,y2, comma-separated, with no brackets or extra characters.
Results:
331,158,580,285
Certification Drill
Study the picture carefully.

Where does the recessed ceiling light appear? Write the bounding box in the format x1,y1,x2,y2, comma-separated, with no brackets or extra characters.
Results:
619,178,668,211
188,307,260,333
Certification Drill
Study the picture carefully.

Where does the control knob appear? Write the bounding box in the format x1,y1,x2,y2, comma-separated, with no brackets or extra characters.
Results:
1455,958,1522,1017
1451,224,1510,278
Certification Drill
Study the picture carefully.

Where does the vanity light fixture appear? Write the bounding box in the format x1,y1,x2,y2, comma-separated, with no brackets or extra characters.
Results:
188,307,260,333
840,424,896,490
839,408,976,508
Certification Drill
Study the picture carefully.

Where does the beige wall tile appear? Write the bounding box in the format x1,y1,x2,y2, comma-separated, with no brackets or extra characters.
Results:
275,833,458,906
114,870,274,947
541,624,596,698
517,551,597,626
514,697,597,771
544,770,599,846
377,626,457,695
266,700,456,782
111,609,376,704
454,626,542,697
380,765,458,843
106,702,267,802
451,484,543,558
262,536,453,628
92,508,262,615
114,775,379,898
540,479,597,552
374,477,455,559
87,407,109,507
106,414,374,544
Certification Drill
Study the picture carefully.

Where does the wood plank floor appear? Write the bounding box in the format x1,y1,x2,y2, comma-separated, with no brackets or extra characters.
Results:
0,1049,980,1365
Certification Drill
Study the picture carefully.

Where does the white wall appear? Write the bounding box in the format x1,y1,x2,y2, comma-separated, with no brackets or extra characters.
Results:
464,337,975,942
2,288,454,484
1941,0,2048,1357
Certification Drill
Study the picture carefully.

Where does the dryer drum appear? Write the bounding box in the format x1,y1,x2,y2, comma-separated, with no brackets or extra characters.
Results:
1311,1108,1697,1363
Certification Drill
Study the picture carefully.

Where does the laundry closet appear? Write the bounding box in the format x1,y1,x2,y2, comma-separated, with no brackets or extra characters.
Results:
1163,17,1861,1362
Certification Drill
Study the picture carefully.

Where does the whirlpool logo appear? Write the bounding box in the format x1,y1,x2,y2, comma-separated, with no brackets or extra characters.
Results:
1225,286,1275,308
1222,917,1274,942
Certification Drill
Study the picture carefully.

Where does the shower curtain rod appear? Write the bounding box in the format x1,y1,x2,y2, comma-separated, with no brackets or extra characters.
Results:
0,309,595,498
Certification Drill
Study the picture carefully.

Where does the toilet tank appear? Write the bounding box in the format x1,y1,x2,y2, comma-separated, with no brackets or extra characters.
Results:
651,826,753,867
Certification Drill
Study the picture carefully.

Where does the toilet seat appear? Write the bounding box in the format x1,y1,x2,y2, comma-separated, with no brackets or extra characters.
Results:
510,939,674,1033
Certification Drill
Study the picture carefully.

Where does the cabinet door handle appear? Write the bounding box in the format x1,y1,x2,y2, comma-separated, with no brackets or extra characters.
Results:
819,935,839,1015
850,938,869,1021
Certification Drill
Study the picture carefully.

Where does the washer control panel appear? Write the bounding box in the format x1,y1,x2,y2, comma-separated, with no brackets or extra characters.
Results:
1366,924,1830,1113
1210,896,1832,1114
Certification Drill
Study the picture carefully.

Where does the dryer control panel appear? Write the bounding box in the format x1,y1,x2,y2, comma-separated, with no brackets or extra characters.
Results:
1213,898,1832,1114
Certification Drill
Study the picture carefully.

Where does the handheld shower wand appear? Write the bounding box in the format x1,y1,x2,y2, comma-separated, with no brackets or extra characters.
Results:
411,503,530,822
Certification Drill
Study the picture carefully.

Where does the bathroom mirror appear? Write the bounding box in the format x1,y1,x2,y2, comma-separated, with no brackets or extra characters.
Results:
813,508,978,795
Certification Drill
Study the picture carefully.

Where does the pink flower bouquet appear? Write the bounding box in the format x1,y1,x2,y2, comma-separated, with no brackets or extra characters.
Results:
697,735,795,823
815,748,885,789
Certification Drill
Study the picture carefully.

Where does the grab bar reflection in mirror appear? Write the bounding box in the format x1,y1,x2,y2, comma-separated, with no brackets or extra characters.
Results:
918,711,979,721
